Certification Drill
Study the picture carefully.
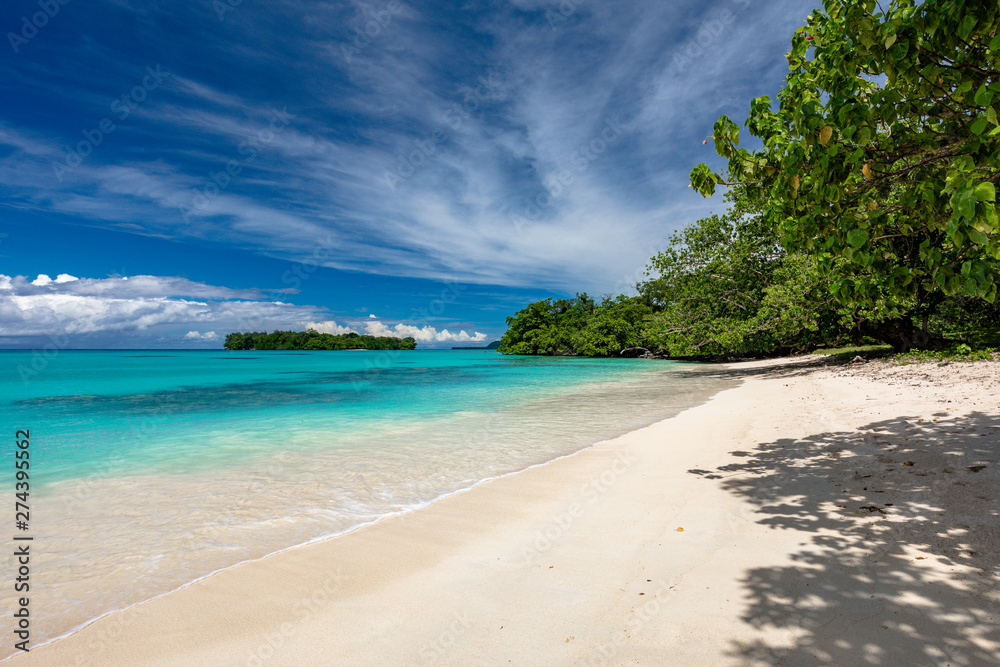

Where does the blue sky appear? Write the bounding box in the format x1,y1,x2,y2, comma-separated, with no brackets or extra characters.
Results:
0,0,819,349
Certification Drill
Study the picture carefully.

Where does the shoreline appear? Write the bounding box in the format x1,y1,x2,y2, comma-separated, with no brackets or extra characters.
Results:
4,359,729,661
11,356,1000,665
8,403,715,662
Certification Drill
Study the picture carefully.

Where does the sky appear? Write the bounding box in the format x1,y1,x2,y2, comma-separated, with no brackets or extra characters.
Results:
0,0,821,349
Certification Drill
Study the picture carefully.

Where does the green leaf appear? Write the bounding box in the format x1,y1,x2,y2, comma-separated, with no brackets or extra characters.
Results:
690,163,719,197
971,117,989,135
952,191,975,219
967,228,989,245
975,84,994,107
847,228,869,248
974,182,996,203
958,15,977,42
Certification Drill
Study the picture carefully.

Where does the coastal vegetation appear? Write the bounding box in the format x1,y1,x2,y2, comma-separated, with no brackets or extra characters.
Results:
500,0,1000,358
223,330,417,351
498,294,652,356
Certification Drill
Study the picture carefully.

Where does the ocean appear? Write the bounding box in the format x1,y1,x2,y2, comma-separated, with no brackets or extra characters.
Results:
1,349,735,655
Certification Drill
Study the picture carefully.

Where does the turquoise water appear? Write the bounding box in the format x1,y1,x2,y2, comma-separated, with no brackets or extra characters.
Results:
1,349,734,654
10,350,704,481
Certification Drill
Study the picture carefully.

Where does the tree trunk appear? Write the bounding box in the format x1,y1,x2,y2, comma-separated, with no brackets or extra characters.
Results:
863,319,948,352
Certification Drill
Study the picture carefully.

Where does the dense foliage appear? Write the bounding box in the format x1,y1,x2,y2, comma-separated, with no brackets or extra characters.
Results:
223,330,417,351
639,191,856,356
490,1,1000,358
691,0,1000,350
496,294,652,356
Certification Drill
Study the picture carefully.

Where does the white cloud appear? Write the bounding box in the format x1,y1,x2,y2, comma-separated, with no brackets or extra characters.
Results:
306,319,488,344
0,273,323,345
0,273,296,300
305,320,356,336
364,320,487,343
369,313,377,318
0,1,817,295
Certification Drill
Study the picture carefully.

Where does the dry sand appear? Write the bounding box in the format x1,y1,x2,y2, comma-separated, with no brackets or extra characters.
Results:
9,356,1000,666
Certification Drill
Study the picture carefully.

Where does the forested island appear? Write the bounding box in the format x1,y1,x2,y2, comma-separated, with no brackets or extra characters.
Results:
500,3,1000,359
223,330,417,351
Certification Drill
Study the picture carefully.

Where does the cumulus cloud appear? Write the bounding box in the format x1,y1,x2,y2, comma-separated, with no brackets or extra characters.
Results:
306,319,488,344
306,320,357,336
0,273,321,347
365,321,488,343
0,271,492,348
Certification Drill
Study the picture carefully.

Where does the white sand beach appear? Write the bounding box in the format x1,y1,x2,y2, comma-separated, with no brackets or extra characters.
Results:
11,356,1000,666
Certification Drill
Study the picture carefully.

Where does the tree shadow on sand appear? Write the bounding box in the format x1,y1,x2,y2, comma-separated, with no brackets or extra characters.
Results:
691,410,1000,666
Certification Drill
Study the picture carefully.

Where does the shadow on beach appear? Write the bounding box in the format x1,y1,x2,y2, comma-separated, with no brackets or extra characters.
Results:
691,409,1000,666
675,355,858,382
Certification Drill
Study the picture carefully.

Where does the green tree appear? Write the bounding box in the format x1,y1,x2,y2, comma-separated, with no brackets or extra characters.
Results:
222,329,417,351
574,296,653,356
223,332,247,350
498,299,560,355
691,0,1000,350
497,293,650,356
640,191,853,355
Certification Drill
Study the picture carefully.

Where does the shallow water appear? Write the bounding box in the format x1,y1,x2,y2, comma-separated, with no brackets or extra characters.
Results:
1,349,736,654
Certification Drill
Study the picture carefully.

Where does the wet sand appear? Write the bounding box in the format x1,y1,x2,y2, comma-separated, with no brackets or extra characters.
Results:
11,355,999,666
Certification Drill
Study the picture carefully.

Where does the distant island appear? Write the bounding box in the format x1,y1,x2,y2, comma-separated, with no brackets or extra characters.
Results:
452,341,501,350
224,330,416,351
